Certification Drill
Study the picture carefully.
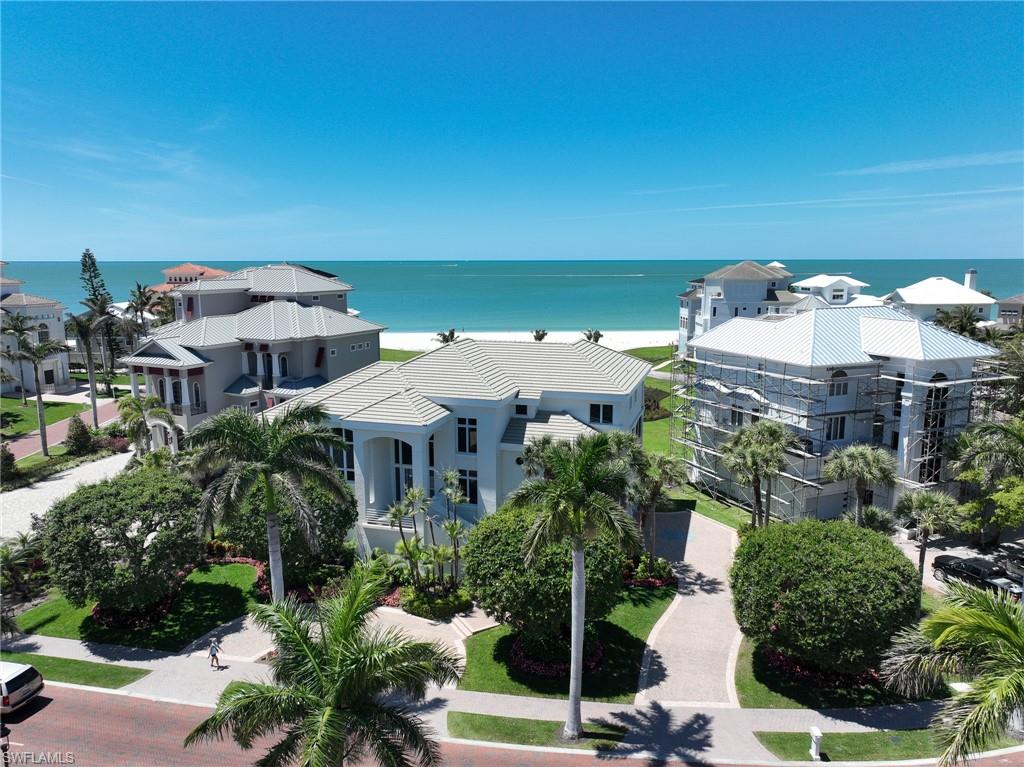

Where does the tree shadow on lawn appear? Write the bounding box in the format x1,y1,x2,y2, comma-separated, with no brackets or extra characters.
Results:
80,580,250,654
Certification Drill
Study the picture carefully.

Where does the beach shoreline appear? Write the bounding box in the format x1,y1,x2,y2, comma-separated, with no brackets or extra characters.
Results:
381,329,678,352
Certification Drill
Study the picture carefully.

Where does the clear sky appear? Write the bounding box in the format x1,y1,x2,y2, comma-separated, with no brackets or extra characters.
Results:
2,2,1022,262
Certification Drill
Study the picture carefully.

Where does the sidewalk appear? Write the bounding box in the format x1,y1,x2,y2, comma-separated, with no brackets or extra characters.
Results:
7,398,121,460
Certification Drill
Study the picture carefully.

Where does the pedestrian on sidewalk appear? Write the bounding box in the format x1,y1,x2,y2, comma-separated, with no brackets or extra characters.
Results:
208,636,223,670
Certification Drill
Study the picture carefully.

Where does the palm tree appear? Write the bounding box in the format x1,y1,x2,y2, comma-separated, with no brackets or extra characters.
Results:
435,329,457,345
3,337,69,457
66,315,100,428
629,453,685,553
440,468,465,521
188,404,347,602
990,335,1024,416
731,420,799,525
440,518,466,587
117,394,173,456
894,489,960,617
81,296,117,396
507,433,640,740
935,305,982,338
127,282,155,327
521,435,555,479
153,294,176,326
881,583,1024,766
185,565,462,766
720,438,769,528
822,443,898,526
953,417,1024,481
582,328,603,344
532,329,548,342
0,313,38,405
388,497,422,589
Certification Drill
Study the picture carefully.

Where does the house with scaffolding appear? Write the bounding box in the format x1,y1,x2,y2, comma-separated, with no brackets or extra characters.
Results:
671,305,1001,521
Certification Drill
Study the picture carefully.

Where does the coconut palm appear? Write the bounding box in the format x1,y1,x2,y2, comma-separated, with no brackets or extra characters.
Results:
153,294,176,326
822,443,898,526
532,329,548,342
117,394,173,456
127,282,155,325
81,296,118,396
185,565,462,766
0,313,38,405
66,314,100,428
507,433,640,740
582,328,603,344
440,518,467,587
935,305,983,338
3,337,69,457
881,583,1024,766
720,438,769,528
434,329,457,345
953,417,1024,481
732,420,799,525
440,468,465,521
188,404,347,602
894,489,960,617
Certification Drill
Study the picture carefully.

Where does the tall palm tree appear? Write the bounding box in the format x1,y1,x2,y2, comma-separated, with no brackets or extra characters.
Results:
990,335,1024,416
117,394,173,456
720,438,769,528
628,453,685,553
881,583,1024,766
731,420,799,525
0,313,38,405
935,305,983,338
81,296,117,397
153,294,176,327
521,435,555,480
127,282,155,327
894,489,960,617
953,417,1024,481
3,337,69,457
185,566,462,766
822,443,898,526
388,498,422,589
188,404,347,602
66,315,100,428
507,433,640,740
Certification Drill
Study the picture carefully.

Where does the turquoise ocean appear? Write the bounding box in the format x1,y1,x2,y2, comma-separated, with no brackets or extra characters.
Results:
5,259,1023,333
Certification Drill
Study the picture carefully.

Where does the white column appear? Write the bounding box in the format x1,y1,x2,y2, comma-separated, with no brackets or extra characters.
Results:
130,372,139,398
181,375,191,406
163,374,174,405
896,363,917,482
271,352,280,383
241,352,249,375
168,427,179,455
256,353,265,378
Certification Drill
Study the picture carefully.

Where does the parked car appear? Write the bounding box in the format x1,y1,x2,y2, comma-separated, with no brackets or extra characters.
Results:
0,660,43,714
932,555,1022,601
1002,553,1024,581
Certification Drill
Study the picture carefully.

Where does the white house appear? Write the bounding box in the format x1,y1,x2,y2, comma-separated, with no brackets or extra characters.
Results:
884,270,996,322
676,305,999,522
267,338,650,553
790,274,871,306
0,261,73,394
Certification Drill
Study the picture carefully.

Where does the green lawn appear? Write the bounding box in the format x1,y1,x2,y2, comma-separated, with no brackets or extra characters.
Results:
380,348,421,362
70,372,138,386
754,729,1016,761
447,712,626,750
642,416,672,455
15,444,69,469
459,585,675,703
0,397,88,438
0,651,149,689
668,485,748,530
17,563,259,652
626,345,676,366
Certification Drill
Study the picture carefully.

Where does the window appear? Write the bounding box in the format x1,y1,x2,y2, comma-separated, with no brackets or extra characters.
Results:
757,307,761,315
350,344,357,352
831,289,845,301
332,428,355,482
336,294,344,299
730,407,743,426
589,403,613,424
863,489,874,506
249,400,259,409
893,372,905,418
515,404,528,416
37,323,50,343
428,436,436,495
311,295,320,302
393,439,413,500
711,306,717,318
193,381,201,404
828,370,849,397
825,415,847,442
733,308,739,317
872,415,885,444
457,417,478,453
890,431,899,451
770,281,777,288
329,348,337,357
278,356,288,377
458,469,479,505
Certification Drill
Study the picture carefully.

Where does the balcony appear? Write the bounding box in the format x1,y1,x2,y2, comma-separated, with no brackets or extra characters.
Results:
169,402,208,416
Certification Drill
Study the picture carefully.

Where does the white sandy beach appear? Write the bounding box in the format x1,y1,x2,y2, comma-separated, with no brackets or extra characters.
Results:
380,329,678,352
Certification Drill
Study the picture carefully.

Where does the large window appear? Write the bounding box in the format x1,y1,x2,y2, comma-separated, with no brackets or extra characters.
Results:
458,469,479,505
36,324,50,343
278,355,289,378
827,370,849,397
393,439,413,500
893,372,905,419
831,289,845,301
730,407,743,426
332,428,355,482
825,415,847,442
457,417,478,453
589,404,613,424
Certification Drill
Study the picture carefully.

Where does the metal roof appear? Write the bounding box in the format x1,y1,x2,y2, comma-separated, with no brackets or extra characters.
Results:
764,289,802,305
500,411,597,447
234,302,384,342
792,274,870,289
998,293,1024,305
704,261,793,281
121,339,211,368
886,276,996,306
175,263,353,295
688,305,998,366
267,375,327,398
224,375,260,396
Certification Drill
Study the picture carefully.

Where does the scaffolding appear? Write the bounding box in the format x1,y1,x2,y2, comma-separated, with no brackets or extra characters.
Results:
669,349,1009,521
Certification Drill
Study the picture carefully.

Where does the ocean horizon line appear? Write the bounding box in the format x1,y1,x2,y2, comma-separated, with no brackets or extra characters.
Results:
6,255,1024,263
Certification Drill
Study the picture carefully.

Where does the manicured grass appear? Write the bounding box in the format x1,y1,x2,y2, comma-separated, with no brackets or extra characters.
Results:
644,375,671,394
70,372,137,386
459,585,675,703
381,348,421,362
14,444,69,469
626,345,676,365
668,485,748,530
754,729,1017,761
447,712,626,750
0,651,149,689
642,415,672,455
0,397,88,438
18,563,259,652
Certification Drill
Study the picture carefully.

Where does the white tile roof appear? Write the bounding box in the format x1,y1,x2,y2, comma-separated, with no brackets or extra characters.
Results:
0,292,61,308
500,411,597,446
689,306,998,366
886,276,996,306
175,263,353,295
792,274,870,289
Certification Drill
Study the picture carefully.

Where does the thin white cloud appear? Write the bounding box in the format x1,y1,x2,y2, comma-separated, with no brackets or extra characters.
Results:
196,109,229,133
1,173,52,189
830,150,1023,176
628,183,729,196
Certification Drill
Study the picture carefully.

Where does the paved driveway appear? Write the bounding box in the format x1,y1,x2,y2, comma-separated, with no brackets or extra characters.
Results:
636,510,741,707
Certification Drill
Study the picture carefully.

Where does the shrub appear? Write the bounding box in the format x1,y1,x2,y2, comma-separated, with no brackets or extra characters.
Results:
400,585,472,620
843,505,896,535
643,386,670,420
462,504,627,658
42,467,203,615
63,414,94,456
0,443,17,478
632,552,674,583
729,520,918,676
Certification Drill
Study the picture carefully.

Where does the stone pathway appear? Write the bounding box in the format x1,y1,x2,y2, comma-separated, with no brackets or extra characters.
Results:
1,451,133,537
636,509,741,707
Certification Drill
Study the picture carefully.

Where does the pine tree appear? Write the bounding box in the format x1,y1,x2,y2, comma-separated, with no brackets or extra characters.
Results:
79,249,111,304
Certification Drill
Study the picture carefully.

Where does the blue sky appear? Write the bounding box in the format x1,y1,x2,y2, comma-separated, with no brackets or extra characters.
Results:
2,2,1022,262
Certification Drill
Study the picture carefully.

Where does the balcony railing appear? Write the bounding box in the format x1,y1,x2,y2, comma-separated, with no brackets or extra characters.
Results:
169,402,207,416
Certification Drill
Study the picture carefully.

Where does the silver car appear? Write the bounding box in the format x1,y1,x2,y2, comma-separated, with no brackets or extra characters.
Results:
0,660,44,714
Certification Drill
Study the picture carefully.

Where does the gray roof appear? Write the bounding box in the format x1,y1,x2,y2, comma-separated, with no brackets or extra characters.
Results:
267,376,327,398
704,261,793,281
121,339,211,369
999,293,1024,305
0,292,61,308
224,375,260,396
500,411,597,447
175,263,353,295
268,339,650,427
677,286,703,300
689,306,998,366
764,289,802,305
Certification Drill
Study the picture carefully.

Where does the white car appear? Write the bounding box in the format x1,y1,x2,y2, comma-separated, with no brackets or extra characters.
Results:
0,660,44,714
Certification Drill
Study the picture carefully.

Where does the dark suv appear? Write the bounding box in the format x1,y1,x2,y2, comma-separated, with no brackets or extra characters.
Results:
933,555,1022,601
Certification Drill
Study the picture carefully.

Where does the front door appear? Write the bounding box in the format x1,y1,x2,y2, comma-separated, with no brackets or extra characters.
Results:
43,369,55,385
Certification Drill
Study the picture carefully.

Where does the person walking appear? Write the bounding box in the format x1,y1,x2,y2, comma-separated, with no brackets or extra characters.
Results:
208,636,222,670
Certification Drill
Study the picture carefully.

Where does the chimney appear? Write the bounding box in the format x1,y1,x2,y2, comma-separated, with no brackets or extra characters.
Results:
964,268,977,291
